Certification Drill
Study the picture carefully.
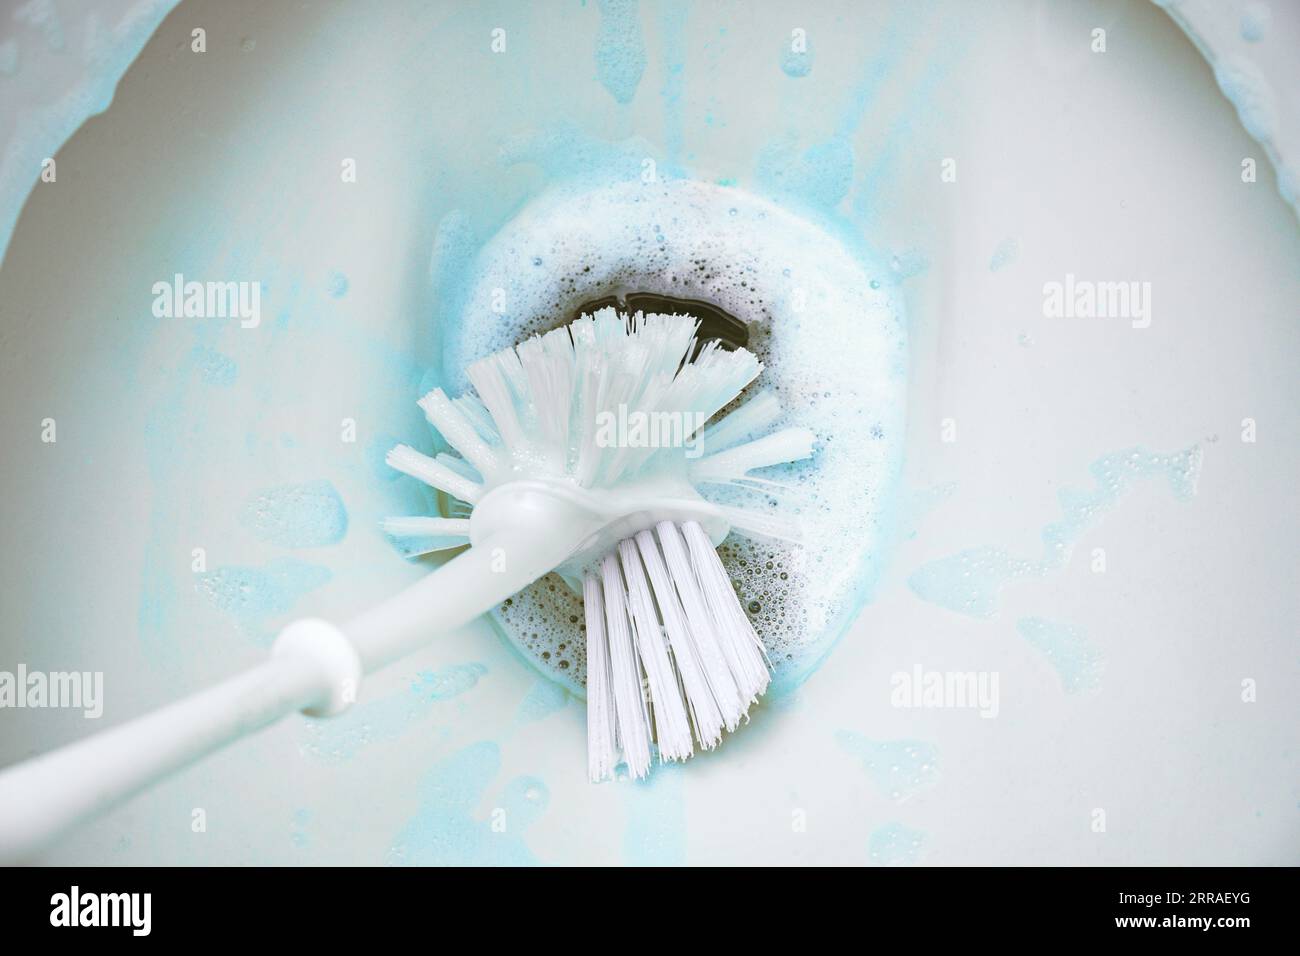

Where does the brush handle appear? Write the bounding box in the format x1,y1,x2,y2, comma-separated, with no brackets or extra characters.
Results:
0,505,593,863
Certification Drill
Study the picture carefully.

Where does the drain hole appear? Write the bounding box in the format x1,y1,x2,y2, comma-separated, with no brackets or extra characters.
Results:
573,292,749,351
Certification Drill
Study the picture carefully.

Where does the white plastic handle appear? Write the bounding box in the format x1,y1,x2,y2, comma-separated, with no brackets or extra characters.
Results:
0,504,596,863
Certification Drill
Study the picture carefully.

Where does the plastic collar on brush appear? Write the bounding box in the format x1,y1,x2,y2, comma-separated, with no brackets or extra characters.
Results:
382,309,817,781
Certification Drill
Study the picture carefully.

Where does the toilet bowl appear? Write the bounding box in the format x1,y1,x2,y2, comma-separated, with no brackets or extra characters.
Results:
0,0,1296,865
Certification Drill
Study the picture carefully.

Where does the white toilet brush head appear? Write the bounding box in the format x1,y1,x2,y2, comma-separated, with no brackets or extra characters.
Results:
384,307,817,780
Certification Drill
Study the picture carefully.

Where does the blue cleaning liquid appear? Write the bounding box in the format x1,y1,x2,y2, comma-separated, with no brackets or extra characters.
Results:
195,558,331,646
623,761,687,865
868,822,926,866
989,237,1020,272
779,32,813,78
240,479,348,548
190,345,238,387
909,445,1203,618
386,742,548,866
1017,618,1104,693
594,0,647,104
301,662,488,762
513,679,570,724
835,731,940,803
290,808,312,848
325,270,349,298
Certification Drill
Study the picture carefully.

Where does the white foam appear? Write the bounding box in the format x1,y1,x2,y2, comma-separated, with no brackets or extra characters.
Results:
446,179,907,693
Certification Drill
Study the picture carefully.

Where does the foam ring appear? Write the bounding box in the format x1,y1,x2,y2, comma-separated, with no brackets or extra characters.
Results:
444,179,907,696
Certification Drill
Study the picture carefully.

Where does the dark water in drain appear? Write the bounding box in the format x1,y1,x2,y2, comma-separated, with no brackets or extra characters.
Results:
574,291,749,351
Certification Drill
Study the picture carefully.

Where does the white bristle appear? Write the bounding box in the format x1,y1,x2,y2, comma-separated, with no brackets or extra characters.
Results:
584,574,618,783
634,527,726,749
379,516,471,557
514,334,571,464
379,516,471,537
600,554,653,779
383,309,822,780
696,387,781,453
665,344,761,434
451,394,499,444
417,388,499,478
580,521,773,771
682,520,770,702
386,444,482,504
571,339,604,487
654,520,746,730
691,426,817,483
617,538,693,762
712,503,804,544
465,354,526,453
435,452,481,483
